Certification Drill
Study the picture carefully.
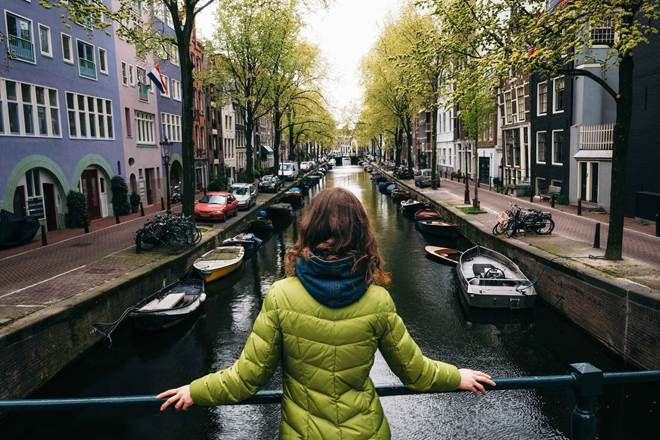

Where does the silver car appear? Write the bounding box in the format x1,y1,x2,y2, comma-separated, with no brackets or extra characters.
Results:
230,183,257,210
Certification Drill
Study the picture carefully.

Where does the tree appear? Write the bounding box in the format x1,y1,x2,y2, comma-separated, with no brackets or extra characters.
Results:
429,0,660,259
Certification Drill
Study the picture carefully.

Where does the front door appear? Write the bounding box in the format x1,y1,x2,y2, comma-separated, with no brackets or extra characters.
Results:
590,163,599,202
479,157,490,184
145,168,154,205
579,162,588,201
82,169,101,220
13,185,27,217
43,183,57,231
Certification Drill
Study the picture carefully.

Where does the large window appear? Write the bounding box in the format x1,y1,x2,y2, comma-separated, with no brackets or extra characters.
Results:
38,23,52,57
553,76,566,113
504,90,513,125
6,11,35,63
61,33,73,64
591,20,614,46
0,78,60,137
66,91,113,140
135,111,155,145
537,81,548,116
536,131,546,164
171,79,181,101
516,86,525,121
552,130,564,165
161,112,181,142
77,40,96,79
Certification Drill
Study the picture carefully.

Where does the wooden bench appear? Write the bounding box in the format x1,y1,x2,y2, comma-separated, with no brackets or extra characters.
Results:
539,185,561,202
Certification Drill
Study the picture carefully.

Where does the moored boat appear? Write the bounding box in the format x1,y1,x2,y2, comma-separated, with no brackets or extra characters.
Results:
265,203,294,228
130,277,206,331
193,246,245,283
244,216,274,237
222,233,263,259
416,220,458,239
400,199,426,217
424,246,461,266
414,209,442,221
390,188,410,202
378,181,391,193
281,188,304,208
456,246,536,309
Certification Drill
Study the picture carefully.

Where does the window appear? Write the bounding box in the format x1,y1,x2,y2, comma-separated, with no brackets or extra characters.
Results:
0,78,60,137
77,40,96,79
171,79,181,101
536,131,546,164
160,75,170,97
169,44,179,66
504,91,513,124
552,130,564,165
6,11,35,63
136,67,149,101
550,180,562,190
61,33,73,63
516,86,525,121
65,91,113,140
98,48,108,74
161,112,182,142
124,107,132,137
128,64,135,86
591,20,614,46
135,111,155,144
120,61,128,85
38,24,52,57
537,81,548,116
553,77,566,113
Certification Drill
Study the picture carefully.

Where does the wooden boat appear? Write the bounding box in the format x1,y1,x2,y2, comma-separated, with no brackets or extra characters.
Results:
130,277,206,331
244,217,273,236
194,246,245,283
222,233,263,259
266,203,294,228
414,209,442,221
384,183,397,195
281,188,303,209
400,200,426,217
456,246,536,309
390,188,410,202
424,246,461,266
416,220,458,239
378,181,391,193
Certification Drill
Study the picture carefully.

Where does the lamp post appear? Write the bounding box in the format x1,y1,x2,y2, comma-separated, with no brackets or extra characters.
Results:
160,136,173,212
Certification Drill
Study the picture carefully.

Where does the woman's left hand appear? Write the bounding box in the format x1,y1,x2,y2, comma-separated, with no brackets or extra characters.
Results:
158,385,194,412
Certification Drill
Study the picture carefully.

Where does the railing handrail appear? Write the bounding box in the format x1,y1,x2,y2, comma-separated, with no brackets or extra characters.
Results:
2,369,659,412
578,123,614,150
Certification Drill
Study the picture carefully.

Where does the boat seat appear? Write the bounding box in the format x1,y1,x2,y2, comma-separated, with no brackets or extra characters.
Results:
472,263,496,277
141,293,184,311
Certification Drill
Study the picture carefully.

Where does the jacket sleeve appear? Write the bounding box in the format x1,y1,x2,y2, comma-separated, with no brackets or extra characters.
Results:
189,291,281,406
378,298,461,392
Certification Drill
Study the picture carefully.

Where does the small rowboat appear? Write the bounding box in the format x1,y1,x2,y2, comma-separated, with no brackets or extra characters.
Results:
222,233,263,259
130,277,206,331
424,246,462,266
414,209,442,221
416,220,458,239
194,246,245,283
390,188,410,202
266,203,294,228
281,188,304,209
400,199,426,217
456,246,536,309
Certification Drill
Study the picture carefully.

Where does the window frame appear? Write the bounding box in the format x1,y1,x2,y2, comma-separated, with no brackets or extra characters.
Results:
535,130,546,164
537,81,548,116
135,110,155,145
76,38,97,80
120,61,128,86
0,78,61,138
38,23,52,58
5,10,36,64
61,32,73,64
552,76,566,114
65,90,114,140
98,47,108,75
551,129,564,166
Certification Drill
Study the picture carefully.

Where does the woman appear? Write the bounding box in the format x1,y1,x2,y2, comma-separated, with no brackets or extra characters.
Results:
159,188,495,438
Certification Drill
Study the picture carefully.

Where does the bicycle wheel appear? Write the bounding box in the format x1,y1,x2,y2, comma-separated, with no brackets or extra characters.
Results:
492,222,507,236
535,218,555,235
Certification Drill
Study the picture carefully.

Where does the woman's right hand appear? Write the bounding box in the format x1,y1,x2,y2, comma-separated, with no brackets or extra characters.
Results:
458,368,496,394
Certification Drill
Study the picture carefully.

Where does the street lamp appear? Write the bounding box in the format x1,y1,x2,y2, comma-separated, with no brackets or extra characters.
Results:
160,135,173,212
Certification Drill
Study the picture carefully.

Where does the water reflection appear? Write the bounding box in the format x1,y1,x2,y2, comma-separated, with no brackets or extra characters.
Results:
3,165,656,440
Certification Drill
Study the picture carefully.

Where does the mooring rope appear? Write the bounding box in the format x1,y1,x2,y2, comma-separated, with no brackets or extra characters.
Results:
91,305,138,347
516,254,605,293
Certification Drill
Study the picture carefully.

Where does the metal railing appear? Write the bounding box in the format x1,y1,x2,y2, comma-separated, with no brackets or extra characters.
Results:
578,123,614,150
1,363,659,440
8,34,35,62
78,58,97,79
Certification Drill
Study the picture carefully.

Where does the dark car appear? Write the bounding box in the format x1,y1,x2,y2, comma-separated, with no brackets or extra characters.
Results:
394,167,414,180
258,175,281,193
414,169,433,188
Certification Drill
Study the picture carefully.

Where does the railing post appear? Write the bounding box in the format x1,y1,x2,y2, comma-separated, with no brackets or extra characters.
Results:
569,363,603,440
656,213,659,237
551,194,556,208
593,223,601,249
115,213,120,224
577,199,582,216
40,224,48,246
140,202,145,217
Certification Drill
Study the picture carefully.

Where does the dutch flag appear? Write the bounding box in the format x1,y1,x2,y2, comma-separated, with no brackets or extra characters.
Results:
148,65,168,94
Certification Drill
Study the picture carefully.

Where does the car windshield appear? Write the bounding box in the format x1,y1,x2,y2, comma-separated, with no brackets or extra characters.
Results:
281,164,293,171
262,176,273,183
232,187,249,195
423,170,431,176
200,195,227,204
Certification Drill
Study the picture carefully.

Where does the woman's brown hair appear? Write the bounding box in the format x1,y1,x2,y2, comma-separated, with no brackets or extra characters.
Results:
285,187,390,286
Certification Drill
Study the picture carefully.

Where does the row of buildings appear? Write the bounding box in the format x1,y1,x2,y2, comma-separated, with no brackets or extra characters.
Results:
0,1,281,231
401,21,659,221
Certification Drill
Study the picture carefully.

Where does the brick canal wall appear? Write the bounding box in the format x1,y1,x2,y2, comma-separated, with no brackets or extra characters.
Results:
0,188,290,400
384,173,660,370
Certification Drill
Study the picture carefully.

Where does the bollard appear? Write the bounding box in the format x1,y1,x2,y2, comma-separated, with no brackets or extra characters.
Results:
569,363,603,440
656,213,659,237
577,199,582,216
529,192,534,203
135,232,142,254
161,197,165,210
40,224,47,246
140,202,145,217
593,223,601,249
115,213,120,224
551,194,556,208
84,219,89,234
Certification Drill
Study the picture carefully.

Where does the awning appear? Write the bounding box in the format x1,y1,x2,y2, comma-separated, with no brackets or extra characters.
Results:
261,145,274,155
573,150,612,160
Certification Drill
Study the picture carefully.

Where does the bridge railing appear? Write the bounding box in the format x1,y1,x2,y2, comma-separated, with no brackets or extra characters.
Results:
2,363,660,440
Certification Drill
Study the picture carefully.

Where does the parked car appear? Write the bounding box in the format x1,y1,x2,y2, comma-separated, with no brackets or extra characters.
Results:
300,161,311,172
194,192,239,222
259,175,281,193
279,162,299,181
414,169,433,188
230,183,257,210
394,166,414,180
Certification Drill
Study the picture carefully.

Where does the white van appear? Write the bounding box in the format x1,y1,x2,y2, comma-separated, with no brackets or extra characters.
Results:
279,162,299,181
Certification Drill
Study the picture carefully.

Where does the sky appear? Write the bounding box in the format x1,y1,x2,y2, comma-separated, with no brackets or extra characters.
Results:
196,0,406,122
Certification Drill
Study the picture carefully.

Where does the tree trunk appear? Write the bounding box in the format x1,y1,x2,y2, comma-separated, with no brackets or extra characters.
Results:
405,122,413,172
395,127,402,167
473,126,479,209
273,105,282,176
245,105,254,182
179,40,195,216
605,54,632,260
431,107,438,188
288,111,295,161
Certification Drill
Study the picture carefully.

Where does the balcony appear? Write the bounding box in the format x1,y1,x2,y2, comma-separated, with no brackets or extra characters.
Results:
8,34,35,62
79,58,97,79
578,123,614,150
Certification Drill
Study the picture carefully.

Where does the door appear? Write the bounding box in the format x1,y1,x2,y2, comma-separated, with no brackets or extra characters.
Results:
590,163,599,202
579,162,588,201
13,186,27,217
43,183,57,231
479,157,490,184
145,168,154,205
82,169,101,219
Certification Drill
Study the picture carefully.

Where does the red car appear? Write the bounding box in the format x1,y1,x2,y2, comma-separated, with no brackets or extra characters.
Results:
194,192,239,222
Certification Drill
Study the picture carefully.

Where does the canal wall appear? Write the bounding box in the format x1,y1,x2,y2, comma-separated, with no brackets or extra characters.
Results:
381,170,660,370
0,180,303,400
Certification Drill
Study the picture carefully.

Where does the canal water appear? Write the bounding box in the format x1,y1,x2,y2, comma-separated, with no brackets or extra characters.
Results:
4,166,656,439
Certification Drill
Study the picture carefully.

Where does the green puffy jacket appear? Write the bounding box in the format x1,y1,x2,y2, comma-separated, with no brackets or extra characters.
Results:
190,277,461,439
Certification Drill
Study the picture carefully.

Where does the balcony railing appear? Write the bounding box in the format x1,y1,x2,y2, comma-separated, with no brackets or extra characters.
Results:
1,363,658,440
8,34,35,62
79,58,97,79
578,123,614,150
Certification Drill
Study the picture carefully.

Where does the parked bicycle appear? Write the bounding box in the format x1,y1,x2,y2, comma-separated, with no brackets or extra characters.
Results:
493,204,554,237
136,213,201,252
